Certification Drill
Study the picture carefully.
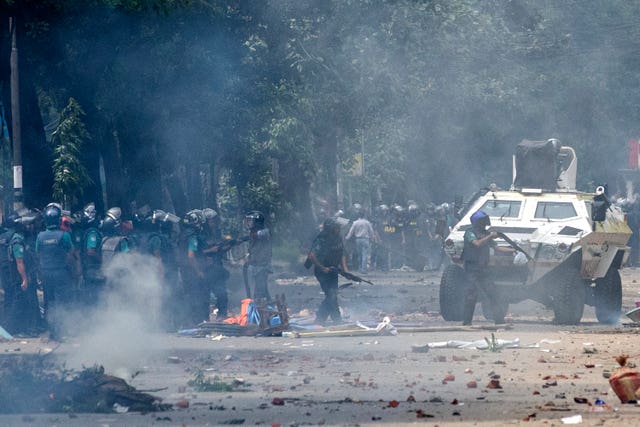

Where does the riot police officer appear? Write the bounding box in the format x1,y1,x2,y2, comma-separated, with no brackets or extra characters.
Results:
100,207,130,288
181,209,209,324
461,210,512,325
389,205,406,269
404,202,426,271
372,204,391,271
145,209,180,329
79,202,103,305
201,208,231,320
5,210,41,336
36,204,74,340
245,211,272,301
308,218,348,324
424,203,441,270
0,214,16,329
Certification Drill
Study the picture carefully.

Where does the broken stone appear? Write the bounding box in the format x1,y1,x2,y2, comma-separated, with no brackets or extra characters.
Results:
486,379,502,389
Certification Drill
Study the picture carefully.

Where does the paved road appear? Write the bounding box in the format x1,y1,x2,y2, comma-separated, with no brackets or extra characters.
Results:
1,267,639,426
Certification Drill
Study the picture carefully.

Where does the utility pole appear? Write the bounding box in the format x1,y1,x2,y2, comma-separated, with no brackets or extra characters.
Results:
9,16,23,211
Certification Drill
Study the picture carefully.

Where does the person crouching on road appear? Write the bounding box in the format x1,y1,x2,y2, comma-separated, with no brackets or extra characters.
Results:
462,210,513,325
308,218,349,324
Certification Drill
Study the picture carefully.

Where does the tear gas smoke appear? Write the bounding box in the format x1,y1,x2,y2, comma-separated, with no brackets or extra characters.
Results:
64,253,166,378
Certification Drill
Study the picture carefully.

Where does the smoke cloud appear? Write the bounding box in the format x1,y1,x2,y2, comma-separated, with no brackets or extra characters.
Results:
63,253,166,378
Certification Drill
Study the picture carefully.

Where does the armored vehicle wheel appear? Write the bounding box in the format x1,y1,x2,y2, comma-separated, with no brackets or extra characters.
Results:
439,264,466,321
594,269,622,324
552,267,585,325
481,298,509,322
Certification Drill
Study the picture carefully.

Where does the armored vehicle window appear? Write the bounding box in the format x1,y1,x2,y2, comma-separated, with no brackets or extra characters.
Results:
534,202,577,219
479,200,522,218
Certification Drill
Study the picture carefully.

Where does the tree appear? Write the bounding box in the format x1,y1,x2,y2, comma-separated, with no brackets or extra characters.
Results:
50,98,92,208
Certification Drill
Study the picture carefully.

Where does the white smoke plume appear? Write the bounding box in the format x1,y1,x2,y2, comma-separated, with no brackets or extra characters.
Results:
64,252,166,378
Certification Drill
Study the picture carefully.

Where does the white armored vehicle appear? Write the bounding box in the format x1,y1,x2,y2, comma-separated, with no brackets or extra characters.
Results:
440,139,632,324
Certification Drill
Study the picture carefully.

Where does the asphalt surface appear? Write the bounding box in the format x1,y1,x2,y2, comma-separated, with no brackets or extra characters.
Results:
1,267,640,426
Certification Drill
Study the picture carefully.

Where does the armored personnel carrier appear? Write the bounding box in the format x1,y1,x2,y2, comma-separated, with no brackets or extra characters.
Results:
440,139,632,324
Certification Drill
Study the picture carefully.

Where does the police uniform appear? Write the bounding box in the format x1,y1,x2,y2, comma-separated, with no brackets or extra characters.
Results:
185,231,210,323
80,226,103,304
202,223,230,320
462,227,503,325
6,231,40,335
310,223,345,323
36,228,73,338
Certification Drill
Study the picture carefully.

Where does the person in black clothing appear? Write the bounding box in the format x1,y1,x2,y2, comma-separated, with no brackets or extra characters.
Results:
201,208,231,320
461,210,513,325
307,218,349,324
180,209,208,325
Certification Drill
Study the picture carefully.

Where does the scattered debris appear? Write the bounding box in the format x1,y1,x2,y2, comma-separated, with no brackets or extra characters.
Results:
0,359,169,414
609,354,640,403
175,399,189,409
625,306,640,323
285,318,398,338
411,344,430,353
188,370,250,393
442,374,455,383
417,337,522,350
561,414,583,424
486,379,502,389
415,409,433,418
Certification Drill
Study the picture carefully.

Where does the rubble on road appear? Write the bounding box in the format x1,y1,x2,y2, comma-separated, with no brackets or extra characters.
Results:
0,357,169,414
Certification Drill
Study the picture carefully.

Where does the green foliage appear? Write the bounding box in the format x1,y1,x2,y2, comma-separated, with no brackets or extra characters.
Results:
11,0,640,227
50,98,92,208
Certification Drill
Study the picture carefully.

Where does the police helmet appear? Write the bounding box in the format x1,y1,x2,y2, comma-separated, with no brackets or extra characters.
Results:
470,210,491,230
44,204,62,229
393,204,405,213
101,207,122,233
82,202,98,226
408,203,419,213
133,204,152,227
425,202,436,213
182,209,204,230
246,211,265,230
2,212,19,229
378,204,389,214
13,210,38,233
46,202,63,212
